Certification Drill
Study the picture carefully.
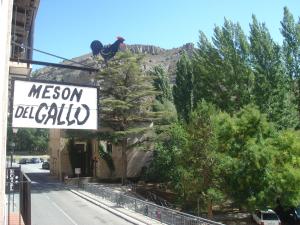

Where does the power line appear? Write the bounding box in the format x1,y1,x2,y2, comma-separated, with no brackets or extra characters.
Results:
10,58,98,73
11,41,98,71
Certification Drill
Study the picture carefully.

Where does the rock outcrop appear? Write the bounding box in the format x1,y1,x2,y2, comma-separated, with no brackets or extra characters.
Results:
34,43,195,85
129,44,164,55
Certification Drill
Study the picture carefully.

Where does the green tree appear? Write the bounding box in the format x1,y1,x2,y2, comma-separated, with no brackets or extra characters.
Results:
151,98,178,142
146,123,187,183
281,7,300,118
216,105,300,210
281,7,300,81
7,128,48,153
216,105,276,209
32,128,49,152
173,53,194,122
268,130,300,208
193,20,254,113
150,66,173,103
175,101,224,218
96,51,160,184
158,103,300,212
250,15,298,129
151,65,177,128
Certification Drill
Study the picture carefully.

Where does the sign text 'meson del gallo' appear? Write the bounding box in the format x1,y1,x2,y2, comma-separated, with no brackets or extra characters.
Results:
12,79,98,130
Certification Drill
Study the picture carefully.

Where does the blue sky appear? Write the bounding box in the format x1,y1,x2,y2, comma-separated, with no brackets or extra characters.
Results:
33,0,300,68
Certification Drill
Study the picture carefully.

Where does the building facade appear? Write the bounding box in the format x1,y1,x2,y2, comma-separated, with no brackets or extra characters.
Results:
0,0,39,223
0,1,14,223
49,129,154,182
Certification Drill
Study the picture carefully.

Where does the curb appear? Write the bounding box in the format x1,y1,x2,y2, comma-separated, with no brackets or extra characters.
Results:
68,188,149,225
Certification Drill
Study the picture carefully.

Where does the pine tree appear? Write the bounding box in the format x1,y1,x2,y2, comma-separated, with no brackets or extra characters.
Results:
96,51,159,184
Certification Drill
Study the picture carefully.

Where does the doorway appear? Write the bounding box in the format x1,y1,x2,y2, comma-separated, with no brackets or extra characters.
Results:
75,142,92,177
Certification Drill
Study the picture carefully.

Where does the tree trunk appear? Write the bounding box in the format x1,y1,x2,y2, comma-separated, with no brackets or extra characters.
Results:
121,139,127,185
207,199,213,219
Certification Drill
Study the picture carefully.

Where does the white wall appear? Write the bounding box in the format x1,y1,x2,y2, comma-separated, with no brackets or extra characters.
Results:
0,0,13,224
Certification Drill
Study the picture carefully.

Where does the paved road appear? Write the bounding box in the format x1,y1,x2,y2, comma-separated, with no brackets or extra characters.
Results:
21,163,134,225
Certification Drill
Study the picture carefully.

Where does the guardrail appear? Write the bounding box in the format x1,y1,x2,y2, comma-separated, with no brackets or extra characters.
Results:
76,183,224,225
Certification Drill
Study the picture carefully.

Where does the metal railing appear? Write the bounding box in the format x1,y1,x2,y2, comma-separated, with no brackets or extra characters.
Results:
76,183,224,225
20,173,31,225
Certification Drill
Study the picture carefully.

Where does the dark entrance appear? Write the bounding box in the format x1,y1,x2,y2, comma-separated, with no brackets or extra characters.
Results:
75,142,92,176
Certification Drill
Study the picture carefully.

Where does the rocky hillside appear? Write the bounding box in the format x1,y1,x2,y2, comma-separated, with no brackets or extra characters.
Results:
34,43,195,84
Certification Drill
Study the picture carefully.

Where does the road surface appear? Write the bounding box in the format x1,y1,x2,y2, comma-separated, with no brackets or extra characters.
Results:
21,163,134,225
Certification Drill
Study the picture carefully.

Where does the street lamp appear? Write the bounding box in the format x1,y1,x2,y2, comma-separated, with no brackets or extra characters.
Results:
9,142,15,167
12,128,18,135
10,128,18,167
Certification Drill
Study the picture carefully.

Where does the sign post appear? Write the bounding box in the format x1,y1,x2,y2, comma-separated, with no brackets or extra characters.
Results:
75,168,81,188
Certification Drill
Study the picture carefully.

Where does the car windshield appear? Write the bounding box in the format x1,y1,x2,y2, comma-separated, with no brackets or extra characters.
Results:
263,213,278,220
296,207,300,216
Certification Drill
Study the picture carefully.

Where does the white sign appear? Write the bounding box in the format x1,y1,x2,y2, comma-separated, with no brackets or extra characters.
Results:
12,79,98,130
75,168,81,175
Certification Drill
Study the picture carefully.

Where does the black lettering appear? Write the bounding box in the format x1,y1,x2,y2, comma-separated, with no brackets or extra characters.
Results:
74,104,90,125
29,107,34,119
44,103,58,125
70,88,83,102
15,106,24,118
66,104,75,126
57,104,65,125
62,88,71,100
28,84,42,98
22,107,29,118
42,85,54,99
35,103,48,123
53,86,60,99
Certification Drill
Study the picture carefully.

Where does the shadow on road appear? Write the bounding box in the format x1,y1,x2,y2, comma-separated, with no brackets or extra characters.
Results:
25,172,64,194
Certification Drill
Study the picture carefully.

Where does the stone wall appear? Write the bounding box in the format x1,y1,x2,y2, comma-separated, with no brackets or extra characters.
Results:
60,139,73,179
48,129,61,178
94,141,112,178
94,142,153,179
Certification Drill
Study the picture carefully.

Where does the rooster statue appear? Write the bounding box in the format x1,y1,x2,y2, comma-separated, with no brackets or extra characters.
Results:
90,37,125,63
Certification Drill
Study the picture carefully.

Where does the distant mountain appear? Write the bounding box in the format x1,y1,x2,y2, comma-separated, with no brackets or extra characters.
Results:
34,43,195,84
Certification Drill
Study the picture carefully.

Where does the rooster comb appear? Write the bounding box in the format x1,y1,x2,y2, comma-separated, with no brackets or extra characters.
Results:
117,36,125,41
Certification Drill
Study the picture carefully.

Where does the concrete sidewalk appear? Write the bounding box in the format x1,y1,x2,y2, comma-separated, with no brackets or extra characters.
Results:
69,188,163,225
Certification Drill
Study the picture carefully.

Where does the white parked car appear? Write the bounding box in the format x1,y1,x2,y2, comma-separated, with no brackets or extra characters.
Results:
252,209,281,225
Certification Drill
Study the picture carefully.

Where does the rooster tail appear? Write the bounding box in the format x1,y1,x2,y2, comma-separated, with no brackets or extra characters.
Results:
90,40,103,56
